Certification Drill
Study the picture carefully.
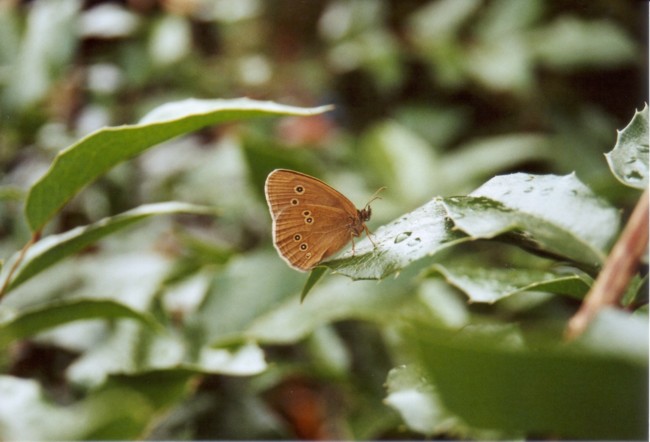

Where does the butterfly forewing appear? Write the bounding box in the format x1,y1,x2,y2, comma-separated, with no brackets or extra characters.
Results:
265,169,357,219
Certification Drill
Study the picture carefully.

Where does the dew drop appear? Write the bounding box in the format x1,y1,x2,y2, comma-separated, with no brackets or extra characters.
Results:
394,231,412,244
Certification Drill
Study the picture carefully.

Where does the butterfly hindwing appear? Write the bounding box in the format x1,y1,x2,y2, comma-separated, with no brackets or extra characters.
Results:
272,204,355,270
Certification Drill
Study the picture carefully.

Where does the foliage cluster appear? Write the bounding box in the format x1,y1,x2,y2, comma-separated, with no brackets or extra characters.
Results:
0,0,647,440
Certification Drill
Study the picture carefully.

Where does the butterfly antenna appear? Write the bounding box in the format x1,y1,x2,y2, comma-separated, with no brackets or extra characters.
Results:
365,186,386,208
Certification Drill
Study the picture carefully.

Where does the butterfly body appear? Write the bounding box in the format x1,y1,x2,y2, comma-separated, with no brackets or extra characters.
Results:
265,169,373,271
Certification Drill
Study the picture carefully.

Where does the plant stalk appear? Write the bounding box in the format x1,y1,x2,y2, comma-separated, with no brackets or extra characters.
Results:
565,188,649,340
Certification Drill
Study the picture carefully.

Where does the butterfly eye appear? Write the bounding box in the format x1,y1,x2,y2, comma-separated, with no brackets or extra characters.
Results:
305,217,313,224
293,234,301,241
300,243,308,251
290,198,299,206
294,185,305,194
302,210,311,217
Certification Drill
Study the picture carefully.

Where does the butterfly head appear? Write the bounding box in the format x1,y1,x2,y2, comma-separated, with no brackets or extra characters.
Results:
358,205,371,222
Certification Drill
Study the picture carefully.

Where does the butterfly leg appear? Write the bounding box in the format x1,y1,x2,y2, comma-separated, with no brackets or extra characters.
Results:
364,225,378,249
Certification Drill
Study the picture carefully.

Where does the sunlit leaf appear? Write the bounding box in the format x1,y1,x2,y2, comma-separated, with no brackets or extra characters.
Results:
322,199,469,279
443,173,620,268
321,173,618,280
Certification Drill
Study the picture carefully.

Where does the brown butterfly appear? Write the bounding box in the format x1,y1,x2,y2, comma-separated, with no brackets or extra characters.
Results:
265,169,379,271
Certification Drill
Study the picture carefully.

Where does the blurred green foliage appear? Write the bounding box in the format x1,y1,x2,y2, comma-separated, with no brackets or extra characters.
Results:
0,0,647,440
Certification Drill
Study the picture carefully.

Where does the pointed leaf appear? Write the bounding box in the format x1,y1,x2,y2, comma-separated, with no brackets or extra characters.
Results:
301,266,327,302
0,299,160,348
25,99,332,231
4,202,216,293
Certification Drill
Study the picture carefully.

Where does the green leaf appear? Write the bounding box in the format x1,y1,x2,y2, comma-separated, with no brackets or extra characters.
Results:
4,202,216,293
320,173,617,280
0,299,160,348
442,173,620,268
24,99,332,232
409,310,648,439
426,263,591,303
322,199,470,279
605,104,649,189
300,266,327,302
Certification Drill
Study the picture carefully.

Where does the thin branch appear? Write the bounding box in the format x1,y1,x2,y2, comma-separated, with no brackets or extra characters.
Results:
0,231,41,300
565,188,649,340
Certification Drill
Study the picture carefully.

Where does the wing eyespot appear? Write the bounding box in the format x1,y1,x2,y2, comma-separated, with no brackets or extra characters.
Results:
293,234,302,241
305,217,313,224
300,243,308,251
294,185,305,195
290,198,299,206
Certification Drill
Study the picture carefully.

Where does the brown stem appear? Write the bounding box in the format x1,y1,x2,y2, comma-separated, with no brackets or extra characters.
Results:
0,231,41,300
565,188,649,340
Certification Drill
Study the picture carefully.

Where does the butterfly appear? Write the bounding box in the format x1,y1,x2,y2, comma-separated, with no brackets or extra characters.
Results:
265,169,379,271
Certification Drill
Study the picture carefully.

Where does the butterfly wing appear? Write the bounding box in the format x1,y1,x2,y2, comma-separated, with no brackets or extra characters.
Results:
272,203,356,271
265,169,365,271
265,169,358,220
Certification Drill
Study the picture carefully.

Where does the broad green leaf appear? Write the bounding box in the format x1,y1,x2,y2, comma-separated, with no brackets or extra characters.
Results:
24,99,332,232
4,202,216,293
409,310,648,439
0,299,159,348
427,263,591,303
322,199,469,279
442,173,620,268
605,104,649,189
